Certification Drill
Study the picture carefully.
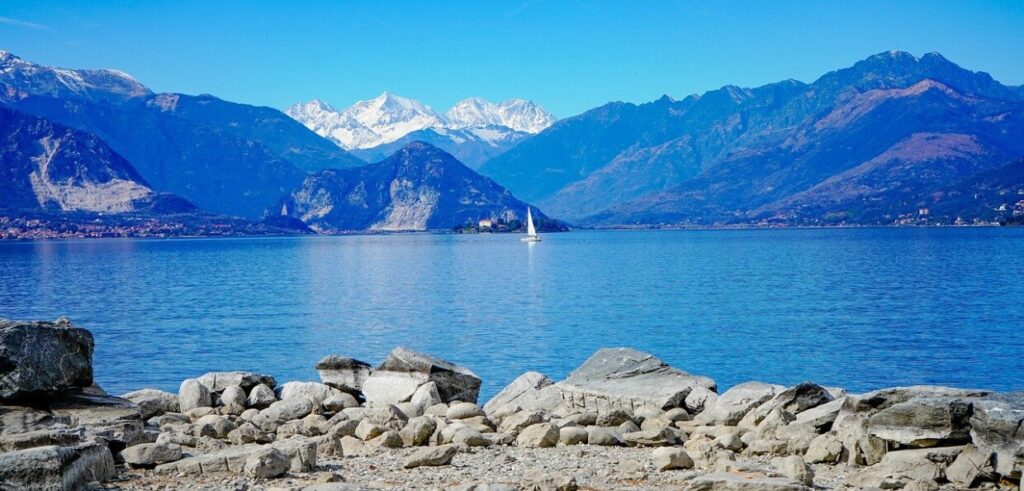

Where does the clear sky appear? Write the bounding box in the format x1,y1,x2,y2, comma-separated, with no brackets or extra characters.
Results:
2,0,1022,117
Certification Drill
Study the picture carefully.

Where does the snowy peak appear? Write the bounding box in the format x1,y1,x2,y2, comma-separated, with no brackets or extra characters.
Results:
445,97,555,134
0,50,151,102
285,93,556,151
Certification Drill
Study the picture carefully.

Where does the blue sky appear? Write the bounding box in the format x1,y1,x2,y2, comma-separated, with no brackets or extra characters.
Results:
2,0,1022,116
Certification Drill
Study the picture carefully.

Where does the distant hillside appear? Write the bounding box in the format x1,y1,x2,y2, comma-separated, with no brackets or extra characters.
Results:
479,51,1024,226
0,105,194,214
0,50,364,218
276,142,556,232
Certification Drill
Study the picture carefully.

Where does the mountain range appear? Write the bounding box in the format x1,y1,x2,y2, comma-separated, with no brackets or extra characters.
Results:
2,49,1023,233
0,50,365,218
285,93,555,168
481,51,1024,226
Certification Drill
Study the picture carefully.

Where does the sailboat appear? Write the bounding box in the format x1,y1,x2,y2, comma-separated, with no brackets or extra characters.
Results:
521,207,542,242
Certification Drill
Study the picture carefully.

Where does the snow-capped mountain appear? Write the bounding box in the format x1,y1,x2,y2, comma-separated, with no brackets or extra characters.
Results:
0,50,151,102
445,97,555,134
285,92,556,168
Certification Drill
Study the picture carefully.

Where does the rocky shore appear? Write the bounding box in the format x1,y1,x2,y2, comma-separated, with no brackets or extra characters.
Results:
1,318,1021,490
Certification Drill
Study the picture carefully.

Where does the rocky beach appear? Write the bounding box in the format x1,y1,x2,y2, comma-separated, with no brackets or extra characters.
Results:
1,318,1021,491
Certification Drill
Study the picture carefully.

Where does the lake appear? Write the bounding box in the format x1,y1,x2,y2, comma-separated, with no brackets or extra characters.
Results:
1,228,1022,400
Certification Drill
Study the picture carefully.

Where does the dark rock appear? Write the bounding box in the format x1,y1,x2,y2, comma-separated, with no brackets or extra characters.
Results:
315,356,372,394
46,392,146,449
0,318,94,401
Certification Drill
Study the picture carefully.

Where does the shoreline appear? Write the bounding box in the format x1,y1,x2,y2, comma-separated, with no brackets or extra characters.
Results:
2,319,1022,490
0,221,1019,243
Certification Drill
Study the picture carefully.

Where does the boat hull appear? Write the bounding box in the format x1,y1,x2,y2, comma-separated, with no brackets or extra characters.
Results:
521,236,542,242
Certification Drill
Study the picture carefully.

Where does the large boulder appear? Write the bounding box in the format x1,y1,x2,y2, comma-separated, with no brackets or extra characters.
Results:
483,371,562,415
362,348,481,405
867,397,973,447
697,382,784,425
0,440,115,490
178,379,212,412
121,388,179,419
0,318,94,401
196,371,277,393
969,392,1024,478
45,392,146,448
554,348,716,412
315,356,372,394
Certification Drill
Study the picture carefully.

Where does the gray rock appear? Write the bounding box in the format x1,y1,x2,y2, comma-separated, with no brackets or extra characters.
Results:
520,470,578,491
969,391,1024,478
246,383,277,409
219,385,246,408
622,427,679,447
516,423,558,448
497,409,545,436
400,416,437,447
739,382,832,429
483,371,562,415
120,442,182,467
155,439,316,475
0,317,94,400
447,402,485,420
804,432,843,464
684,386,719,414
363,347,481,404
653,447,693,471
276,381,345,408
834,411,887,465
178,379,212,412
228,422,271,445
324,392,359,412
244,446,289,478
196,371,277,393
586,427,623,446
773,455,814,487
354,419,383,441
945,444,995,487
558,426,588,445
410,381,442,408
404,444,458,468
253,398,315,431
0,429,82,452
867,397,973,447
46,392,146,447
683,472,809,490
0,440,115,490
121,388,179,419
555,348,717,412
697,382,784,425
596,409,634,427
315,355,372,394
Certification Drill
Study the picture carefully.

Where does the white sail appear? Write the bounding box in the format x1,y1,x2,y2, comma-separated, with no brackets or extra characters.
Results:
526,207,537,237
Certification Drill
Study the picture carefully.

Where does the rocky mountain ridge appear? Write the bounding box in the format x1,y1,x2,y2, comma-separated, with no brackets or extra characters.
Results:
479,51,1024,226
275,141,554,232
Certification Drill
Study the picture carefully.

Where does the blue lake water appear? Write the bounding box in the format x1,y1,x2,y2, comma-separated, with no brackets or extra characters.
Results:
1,228,1022,400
